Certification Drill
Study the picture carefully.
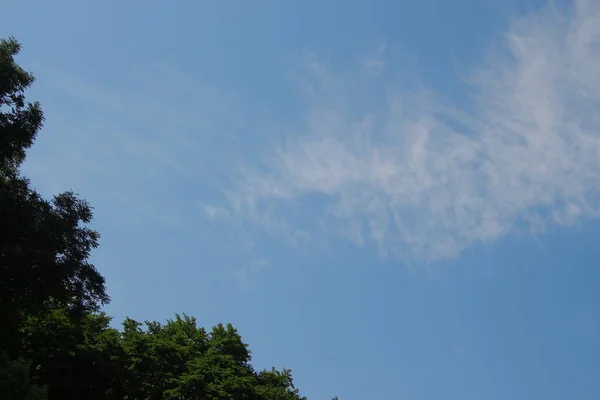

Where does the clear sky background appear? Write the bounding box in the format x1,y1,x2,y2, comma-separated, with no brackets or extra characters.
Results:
3,0,600,398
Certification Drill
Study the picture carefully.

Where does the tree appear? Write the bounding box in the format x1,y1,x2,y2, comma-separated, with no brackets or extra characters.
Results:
0,37,108,355
120,315,306,400
15,309,312,400
0,352,47,400
0,37,315,399
18,309,123,399
0,37,43,176
254,368,306,400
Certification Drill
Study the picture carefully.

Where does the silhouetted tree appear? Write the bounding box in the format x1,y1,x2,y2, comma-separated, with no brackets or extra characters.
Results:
0,36,108,355
0,37,314,400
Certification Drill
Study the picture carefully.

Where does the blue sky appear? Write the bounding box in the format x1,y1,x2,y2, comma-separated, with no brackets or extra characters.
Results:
3,0,600,398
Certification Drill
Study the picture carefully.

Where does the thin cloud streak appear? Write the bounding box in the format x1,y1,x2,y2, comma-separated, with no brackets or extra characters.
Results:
223,0,600,260
24,64,246,230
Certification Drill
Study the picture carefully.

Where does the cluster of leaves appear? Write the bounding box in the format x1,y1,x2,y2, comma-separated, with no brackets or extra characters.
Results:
17,311,305,399
0,37,330,399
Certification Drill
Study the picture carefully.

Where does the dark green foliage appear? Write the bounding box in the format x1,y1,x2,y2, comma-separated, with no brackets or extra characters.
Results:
0,37,43,176
0,36,320,399
19,311,306,399
0,352,48,400
18,309,123,399
254,368,306,400
120,316,306,400
0,35,108,355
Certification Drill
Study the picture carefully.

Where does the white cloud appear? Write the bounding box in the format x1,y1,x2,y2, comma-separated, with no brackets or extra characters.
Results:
203,204,231,220
225,0,600,260
232,258,270,288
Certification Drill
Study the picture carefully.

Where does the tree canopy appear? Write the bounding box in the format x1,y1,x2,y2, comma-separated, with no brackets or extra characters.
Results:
0,36,108,357
0,37,334,399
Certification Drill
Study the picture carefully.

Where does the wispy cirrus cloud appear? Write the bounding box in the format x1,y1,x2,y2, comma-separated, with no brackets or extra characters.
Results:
215,0,600,260
24,63,246,229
